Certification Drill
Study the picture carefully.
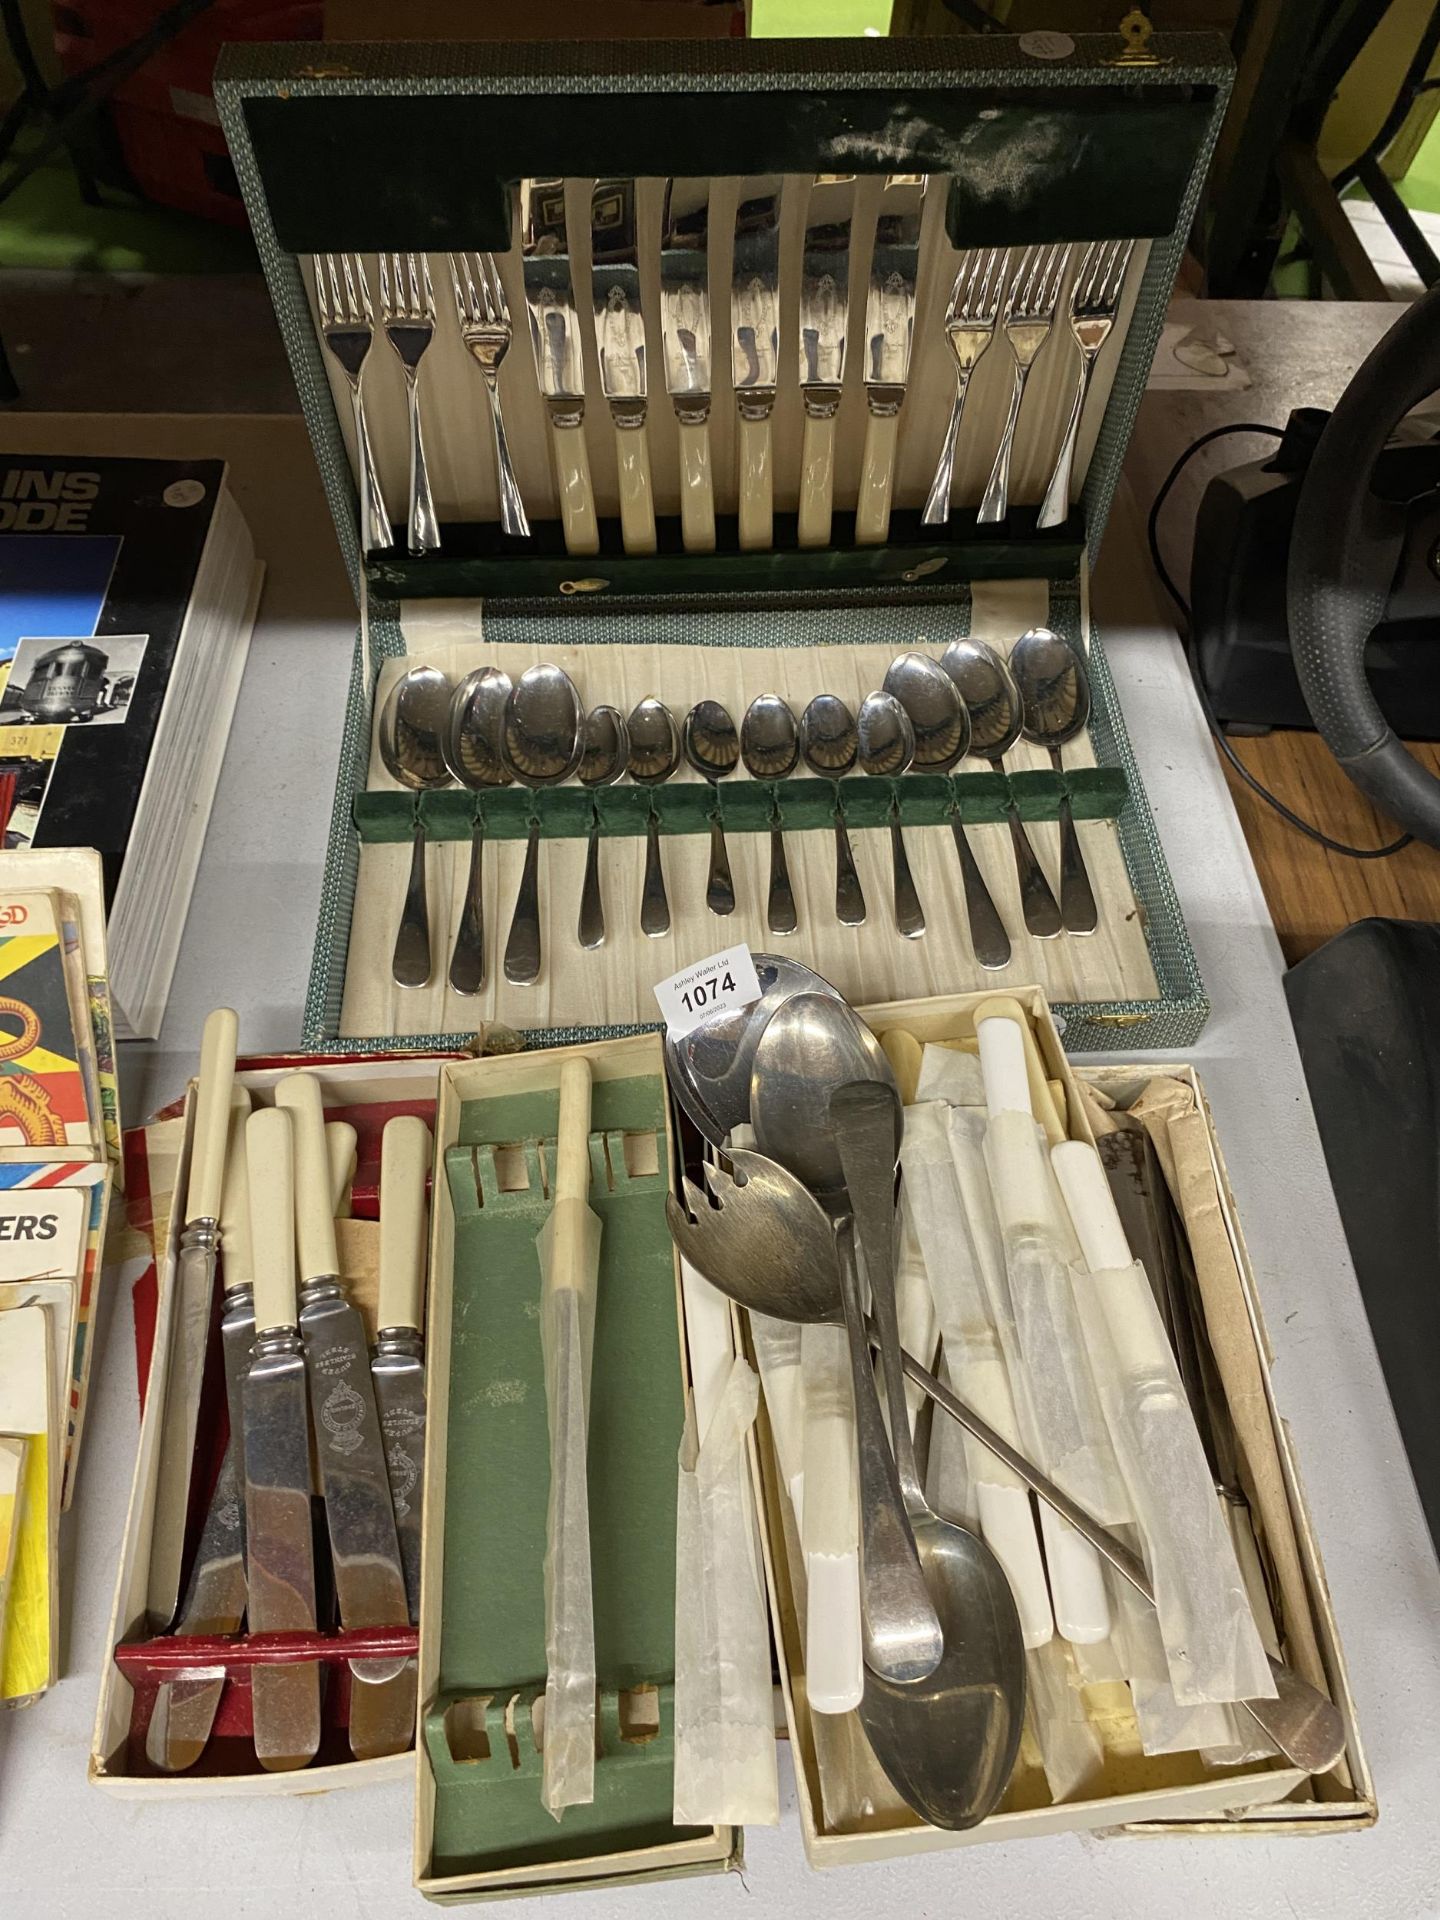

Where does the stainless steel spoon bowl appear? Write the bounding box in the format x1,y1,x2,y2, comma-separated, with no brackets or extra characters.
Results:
749,990,894,1199
499,663,584,985
378,663,453,988
683,700,740,916
801,694,866,927
857,689,924,938
1010,626,1098,935
663,953,846,1146
883,651,971,771
741,694,800,936
939,636,1061,941
577,704,630,950
627,697,681,938
443,666,512,995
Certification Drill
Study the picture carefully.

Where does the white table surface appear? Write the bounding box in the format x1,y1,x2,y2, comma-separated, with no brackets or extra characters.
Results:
2,394,1437,1920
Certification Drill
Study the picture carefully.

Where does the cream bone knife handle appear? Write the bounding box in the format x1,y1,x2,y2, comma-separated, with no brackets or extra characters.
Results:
275,1074,340,1284
737,405,774,551
186,1008,239,1226
547,407,599,557
797,404,838,549
855,404,901,547
326,1121,358,1219
675,414,716,553
550,1055,595,1293
611,407,657,555
379,1115,432,1333
248,1105,299,1334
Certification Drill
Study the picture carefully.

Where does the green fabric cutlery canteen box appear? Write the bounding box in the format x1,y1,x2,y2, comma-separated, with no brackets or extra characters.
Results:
213,28,1231,1057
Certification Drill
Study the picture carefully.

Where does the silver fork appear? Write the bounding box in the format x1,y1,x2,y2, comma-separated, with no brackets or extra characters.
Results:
314,253,393,554
448,250,530,539
1037,238,1136,530
921,246,1009,527
378,251,440,555
978,242,1070,525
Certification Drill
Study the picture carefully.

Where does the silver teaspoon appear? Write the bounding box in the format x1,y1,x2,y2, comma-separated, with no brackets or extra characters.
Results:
1010,626,1098,935
577,705,629,949
800,694,866,926
378,663,453,988
940,636,1061,940
856,690,924,938
741,694,800,936
682,700,740,916
443,665,512,995
499,663,584,984
627,698,681,938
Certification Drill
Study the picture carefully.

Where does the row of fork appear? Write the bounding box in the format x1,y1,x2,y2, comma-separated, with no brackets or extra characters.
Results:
314,249,528,556
923,236,1135,532
316,237,1132,555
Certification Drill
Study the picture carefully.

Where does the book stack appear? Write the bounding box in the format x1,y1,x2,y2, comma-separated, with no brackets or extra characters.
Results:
0,848,118,1708
0,454,262,1040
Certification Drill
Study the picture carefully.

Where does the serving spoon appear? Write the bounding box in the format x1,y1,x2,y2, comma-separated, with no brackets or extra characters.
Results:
749,992,943,1687
1010,626,1098,935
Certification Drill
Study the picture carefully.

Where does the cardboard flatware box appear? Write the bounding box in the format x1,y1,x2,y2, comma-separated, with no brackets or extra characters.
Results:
416,1034,736,1898
211,28,1228,1062
91,1052,452,1797
741,986,1374,1862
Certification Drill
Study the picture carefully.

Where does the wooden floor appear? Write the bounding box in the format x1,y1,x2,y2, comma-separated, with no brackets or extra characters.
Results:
1221,730,1440,963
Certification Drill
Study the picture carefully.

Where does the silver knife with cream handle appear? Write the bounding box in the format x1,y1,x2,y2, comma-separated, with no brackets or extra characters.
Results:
147,1087,254,1772
372,1115,432,1625
660,177,714,553
241,1103,321,1772
147,1006,238,1630
858,175,926,546
279,1072,414,1762
591,176,655,555
521,177,598,556
731,176,782,551
798,174,856,550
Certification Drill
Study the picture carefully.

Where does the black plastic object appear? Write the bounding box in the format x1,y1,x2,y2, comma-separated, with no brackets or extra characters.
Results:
1191,411,1440,736
1285,918,1440,1558
1289,283,1440,846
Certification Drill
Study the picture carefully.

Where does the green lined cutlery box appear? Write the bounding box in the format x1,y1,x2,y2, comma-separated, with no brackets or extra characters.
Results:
213,29,1230,1055
417,1035,737,1899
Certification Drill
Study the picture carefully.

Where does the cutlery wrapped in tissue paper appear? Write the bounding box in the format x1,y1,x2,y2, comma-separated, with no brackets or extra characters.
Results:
673,1357,779,1827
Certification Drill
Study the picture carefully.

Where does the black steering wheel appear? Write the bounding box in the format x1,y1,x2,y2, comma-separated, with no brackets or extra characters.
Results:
1289,282,1440,848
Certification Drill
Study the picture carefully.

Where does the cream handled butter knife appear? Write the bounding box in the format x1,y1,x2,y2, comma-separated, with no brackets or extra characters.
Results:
798,174,856,550
521,178,598,557
660,177,714,554
372,1114,432,1626
148,1007,238,1631
591,176,655,555
858,175,926,547
242,1104,322,1773
279,1072,414,1764
731,176,782,552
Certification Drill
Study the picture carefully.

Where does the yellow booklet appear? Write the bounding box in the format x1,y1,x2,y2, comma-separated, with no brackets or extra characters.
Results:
0,1431,25,1678
0,1301,53,1701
